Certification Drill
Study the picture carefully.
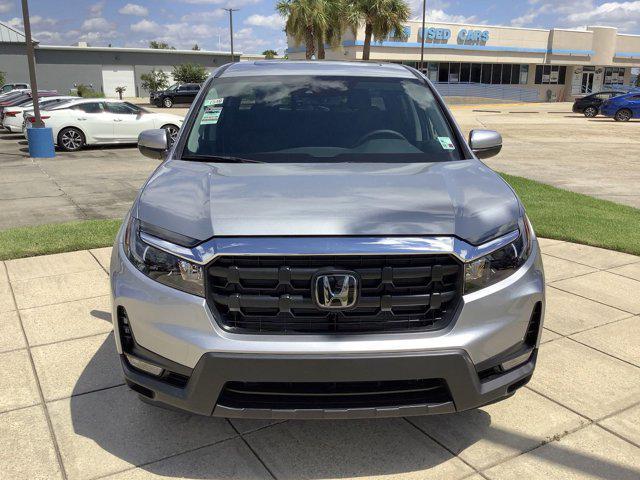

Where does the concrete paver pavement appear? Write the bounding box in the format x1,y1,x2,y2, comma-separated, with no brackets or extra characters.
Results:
0,240,639,479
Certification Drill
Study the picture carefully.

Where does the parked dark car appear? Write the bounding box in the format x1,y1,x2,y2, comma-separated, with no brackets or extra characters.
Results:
572,91,626,117
601,92,640,121
150,83,201,108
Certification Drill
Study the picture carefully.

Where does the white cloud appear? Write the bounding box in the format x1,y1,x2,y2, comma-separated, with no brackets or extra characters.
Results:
566,1,640,24
81,17,115,31
427,9,479,24
119,3,149,16
511,10,541,27
180,0,261,7
180,10,226,22
5,17,22,28
0,1,13,14
244,13,284,30
88,1,105,17
130,19,160,33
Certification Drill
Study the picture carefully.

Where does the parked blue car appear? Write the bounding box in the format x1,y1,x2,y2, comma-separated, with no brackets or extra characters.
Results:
600,92,640,121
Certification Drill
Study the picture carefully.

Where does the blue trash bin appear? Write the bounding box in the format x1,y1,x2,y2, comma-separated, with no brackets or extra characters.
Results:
27,127,56,158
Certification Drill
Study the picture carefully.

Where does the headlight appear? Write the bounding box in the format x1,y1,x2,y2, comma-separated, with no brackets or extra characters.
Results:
464,216,533,294
124,217,204,297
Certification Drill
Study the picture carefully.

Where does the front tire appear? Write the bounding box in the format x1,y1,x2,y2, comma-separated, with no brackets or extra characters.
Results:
58,127,85,151
163,97,173,108
614,109,632,122
583,106,598,118
161,124,180,146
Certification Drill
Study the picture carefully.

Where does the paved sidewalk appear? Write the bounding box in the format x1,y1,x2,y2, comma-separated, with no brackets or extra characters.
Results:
1,239,640,479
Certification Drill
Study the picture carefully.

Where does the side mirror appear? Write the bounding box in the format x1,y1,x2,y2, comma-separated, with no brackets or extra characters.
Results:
469,129,502,159
138,129,168,160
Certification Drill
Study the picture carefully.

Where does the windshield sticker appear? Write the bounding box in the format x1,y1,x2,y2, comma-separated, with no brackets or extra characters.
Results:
204,98,224,106
201,107,222,125
437,136,455,150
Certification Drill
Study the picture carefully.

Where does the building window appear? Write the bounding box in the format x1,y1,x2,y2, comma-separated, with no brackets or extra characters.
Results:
604,67,625,85
481,64,492,84
471,63,482,83
449,63,460,83
535,65,567,85
427,62,438,83
429,63,530,86
491,64,502,84
460,63,471,83
438,63,449,83
520,65,529,84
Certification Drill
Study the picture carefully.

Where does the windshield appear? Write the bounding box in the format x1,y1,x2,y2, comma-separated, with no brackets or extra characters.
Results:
183,75,463,163
167,84,179,91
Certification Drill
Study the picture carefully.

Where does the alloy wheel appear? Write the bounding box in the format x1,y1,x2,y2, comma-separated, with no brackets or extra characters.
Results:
615,109,631,122
60,129,83,151
163,98,173,108
163,125,179,145
584,107,597,118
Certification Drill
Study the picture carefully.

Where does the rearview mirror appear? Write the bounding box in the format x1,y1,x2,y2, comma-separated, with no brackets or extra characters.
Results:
138,129,168,160
469,129,502,159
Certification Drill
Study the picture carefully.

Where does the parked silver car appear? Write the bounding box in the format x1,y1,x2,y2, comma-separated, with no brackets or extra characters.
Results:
110,61,545,419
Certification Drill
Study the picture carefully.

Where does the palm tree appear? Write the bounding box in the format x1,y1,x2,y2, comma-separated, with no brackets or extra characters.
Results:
317,0,352,59
348,0,410,60
276,0,330,60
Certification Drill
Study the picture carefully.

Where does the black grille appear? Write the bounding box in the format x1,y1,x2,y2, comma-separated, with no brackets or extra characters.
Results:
206,254,462,334
217,379,451,410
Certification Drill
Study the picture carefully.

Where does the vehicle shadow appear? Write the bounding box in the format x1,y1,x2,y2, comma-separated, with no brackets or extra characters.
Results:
69,311,640,479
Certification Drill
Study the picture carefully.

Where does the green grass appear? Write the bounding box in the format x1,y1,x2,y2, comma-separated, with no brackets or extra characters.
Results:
0,219,121,261
501,173,640,256
0,174,638,260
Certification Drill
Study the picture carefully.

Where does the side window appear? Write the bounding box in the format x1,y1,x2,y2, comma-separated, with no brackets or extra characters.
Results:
76,102,104,113
105,102,137,114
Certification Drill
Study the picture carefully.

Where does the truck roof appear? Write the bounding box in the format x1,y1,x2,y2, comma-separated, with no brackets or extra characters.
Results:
220,60,417,79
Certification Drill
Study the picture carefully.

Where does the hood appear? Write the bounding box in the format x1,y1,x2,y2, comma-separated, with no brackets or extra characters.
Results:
136,159,521,246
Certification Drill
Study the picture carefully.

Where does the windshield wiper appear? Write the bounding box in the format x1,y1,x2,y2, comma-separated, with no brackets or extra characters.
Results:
181,154,264,164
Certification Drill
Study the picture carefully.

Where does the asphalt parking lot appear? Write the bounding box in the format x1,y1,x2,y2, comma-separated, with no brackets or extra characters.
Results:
1,239,639,479
1,102,640,231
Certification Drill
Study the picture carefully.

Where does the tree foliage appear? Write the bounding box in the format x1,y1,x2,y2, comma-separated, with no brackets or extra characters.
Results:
172,63,208,84
140,69,170,93
276,0,330,60
192,43,201,51
0,71,5,86
262,49,278,59
115,86,127,100
149,41,175,50
348,0,410,60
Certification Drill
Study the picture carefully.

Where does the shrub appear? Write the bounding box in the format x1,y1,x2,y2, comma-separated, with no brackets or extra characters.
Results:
76,84,105,98
140,69,169,93
172,63,207,84
0,71,5,86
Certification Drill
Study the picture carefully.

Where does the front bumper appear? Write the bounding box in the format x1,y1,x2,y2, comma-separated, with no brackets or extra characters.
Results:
111,232,545,418
122,348,537,418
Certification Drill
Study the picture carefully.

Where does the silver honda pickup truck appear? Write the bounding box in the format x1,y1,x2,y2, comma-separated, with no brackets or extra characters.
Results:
110,60,545,419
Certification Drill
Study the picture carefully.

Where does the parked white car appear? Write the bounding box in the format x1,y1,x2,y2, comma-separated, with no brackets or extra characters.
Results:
2,96,76,133
26,98,183,151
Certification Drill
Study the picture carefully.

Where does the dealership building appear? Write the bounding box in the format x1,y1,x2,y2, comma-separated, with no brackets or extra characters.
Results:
0,21,234,98
287,22,640,102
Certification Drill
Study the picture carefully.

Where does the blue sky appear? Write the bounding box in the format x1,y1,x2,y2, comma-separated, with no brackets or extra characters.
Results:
1,0,640,54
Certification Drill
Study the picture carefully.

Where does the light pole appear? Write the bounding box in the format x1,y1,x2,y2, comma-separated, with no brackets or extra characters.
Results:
420,0,427,73
21,0,54,157
223,8,239,62
21,0,43,128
